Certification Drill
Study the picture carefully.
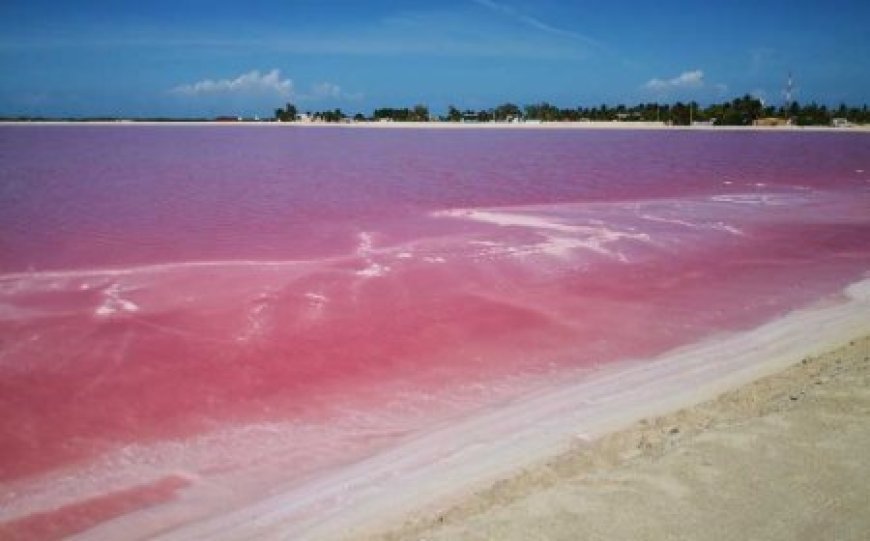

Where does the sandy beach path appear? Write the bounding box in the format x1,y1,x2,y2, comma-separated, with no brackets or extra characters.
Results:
362,335,870,541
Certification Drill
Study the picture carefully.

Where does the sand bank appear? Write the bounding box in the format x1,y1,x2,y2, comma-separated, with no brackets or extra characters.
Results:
2,120,869,132
288,121,870,133
364,334,870,541
90,278,870,541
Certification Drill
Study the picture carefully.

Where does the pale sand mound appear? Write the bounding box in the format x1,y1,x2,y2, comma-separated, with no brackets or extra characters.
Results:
363,335,870,541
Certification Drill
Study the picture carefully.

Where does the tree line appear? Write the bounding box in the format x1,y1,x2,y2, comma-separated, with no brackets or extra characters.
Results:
275,96,870,126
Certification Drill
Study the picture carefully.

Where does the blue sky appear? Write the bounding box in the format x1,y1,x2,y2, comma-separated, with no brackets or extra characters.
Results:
1,0,868,117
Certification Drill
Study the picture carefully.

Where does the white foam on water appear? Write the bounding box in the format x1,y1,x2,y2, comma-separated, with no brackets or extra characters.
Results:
0,419,319,523
133,277,870,541
709,193,801,207
356,262,390,278
236,305,267,343
234,292,279,343
0,258,312,283
94,283,140,317
353,231,391,277
711,194,765,205
640,214,696,228
641,214,743,236
304,292,328,305
712,222,743,235
441,208,650,261
119,299,139,312
437,209,580,234
469,240,501,247
301,292,328,320
356,232,374,256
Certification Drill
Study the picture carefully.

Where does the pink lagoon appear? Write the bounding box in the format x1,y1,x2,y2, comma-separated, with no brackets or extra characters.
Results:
1,124,869,539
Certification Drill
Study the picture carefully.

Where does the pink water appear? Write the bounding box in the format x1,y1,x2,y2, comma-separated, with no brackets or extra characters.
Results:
1,126,869,538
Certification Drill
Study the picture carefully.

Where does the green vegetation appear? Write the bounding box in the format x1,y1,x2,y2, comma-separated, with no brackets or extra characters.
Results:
371,104,430,122
274,102,297,122
273,96,870,126
3,97,866,125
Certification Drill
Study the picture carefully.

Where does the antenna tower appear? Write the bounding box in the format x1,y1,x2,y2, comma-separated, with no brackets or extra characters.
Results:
783,71,794,116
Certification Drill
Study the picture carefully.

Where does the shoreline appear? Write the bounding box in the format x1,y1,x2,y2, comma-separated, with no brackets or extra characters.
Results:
2,120,869,132
81,277,870,541
364,333,870,541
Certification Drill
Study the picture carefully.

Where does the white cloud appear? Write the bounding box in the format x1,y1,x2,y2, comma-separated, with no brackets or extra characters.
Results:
644,69,705,91
171,69,294,97
471,0,601,47
169,70,361,103
297,82,362,102
308,82,342,99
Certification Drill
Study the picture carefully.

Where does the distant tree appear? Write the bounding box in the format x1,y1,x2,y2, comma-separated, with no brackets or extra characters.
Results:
446,105,461,122
274,102,298,122
373,107,415,121
319,108,346,122
476,109,494,122
372,107,393,120
788,100,800,120
693,102,705,123
412,104,430,121
523,103,538,120
795,102,832,126
494,103,521,121
276,96,869,127
671,102,690,125
713,101,743,126
734,95,762,124
524,102,560,121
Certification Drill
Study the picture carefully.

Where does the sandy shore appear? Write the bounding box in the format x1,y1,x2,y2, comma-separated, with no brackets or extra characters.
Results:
360,336,870,541
2,120,869,132
286,121,870,133
103,279,869,541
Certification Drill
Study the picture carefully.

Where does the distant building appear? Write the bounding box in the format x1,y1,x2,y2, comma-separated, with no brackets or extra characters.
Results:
754,117,789,127
692,119,716,126
832,117,851,128
615,112,642,121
